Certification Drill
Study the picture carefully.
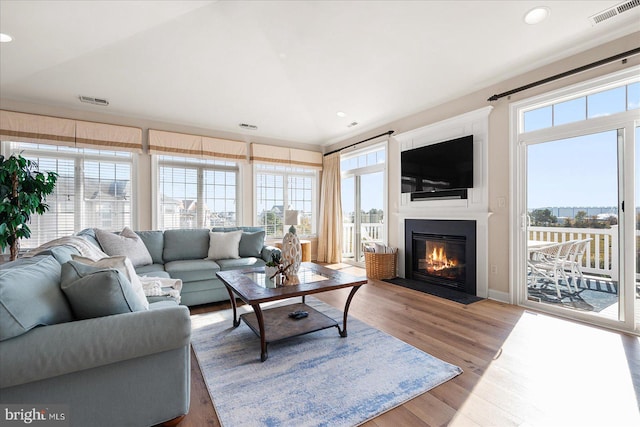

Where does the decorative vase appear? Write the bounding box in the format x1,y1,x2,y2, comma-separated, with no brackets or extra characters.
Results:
281,232,301,275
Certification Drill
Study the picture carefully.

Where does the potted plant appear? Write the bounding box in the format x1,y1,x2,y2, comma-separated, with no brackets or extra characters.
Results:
265,251,283,280
0,154,58,261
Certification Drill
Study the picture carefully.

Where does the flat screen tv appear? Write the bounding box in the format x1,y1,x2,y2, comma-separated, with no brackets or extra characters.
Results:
401,135,473,194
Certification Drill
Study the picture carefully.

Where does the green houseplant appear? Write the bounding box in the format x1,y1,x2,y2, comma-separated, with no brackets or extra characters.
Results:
0,154,58,261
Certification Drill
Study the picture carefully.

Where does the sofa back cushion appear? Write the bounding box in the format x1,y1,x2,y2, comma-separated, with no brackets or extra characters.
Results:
163,229,210,262
96,227,153,267
135,230,165,265
0,255,73,341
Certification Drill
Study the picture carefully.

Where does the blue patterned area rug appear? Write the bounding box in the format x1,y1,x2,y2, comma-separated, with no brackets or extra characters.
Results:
191,297,462,427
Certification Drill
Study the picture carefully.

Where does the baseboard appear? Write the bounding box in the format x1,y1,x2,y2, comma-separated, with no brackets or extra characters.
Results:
487,289,510,303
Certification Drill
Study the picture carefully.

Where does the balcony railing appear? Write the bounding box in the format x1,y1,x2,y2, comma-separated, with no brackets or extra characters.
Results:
342,222,384,257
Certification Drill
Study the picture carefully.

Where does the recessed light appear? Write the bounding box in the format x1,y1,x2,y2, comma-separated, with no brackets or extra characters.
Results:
336,111,347,118
524,7,550,25
0,33,13,43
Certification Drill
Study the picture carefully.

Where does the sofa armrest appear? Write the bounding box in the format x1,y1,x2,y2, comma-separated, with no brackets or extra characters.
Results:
261,245,281,262
0,305,191,389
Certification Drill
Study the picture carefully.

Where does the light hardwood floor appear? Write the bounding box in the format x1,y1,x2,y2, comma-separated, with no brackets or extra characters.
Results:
178,264,640,427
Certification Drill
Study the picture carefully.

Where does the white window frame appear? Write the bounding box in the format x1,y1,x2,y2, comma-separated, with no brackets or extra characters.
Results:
1,141,138,248
253,164,318,238
153,155,241,230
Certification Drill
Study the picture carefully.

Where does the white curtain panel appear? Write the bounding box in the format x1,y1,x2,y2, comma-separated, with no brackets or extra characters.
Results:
317,152,342,263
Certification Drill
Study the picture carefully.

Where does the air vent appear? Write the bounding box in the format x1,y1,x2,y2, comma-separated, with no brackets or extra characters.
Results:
238,123,258,130
589,0,640,25
347,121,358,128
79,95,109,106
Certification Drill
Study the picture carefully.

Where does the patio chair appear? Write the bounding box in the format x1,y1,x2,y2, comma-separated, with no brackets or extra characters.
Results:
563,238,592,289
528,240,578,298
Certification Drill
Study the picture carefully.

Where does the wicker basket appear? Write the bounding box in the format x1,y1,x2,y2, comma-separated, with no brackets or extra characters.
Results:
364,251,397,280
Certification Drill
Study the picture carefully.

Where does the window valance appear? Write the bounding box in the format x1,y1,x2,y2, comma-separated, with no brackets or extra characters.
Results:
76,121,142,153
149,129,247,161
250,143,322,169
0,110,142,152
0,110,75,146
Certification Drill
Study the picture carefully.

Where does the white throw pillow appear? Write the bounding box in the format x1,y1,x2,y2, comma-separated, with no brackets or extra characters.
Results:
207,230,243,260
95,227,153,267
71,255,149,310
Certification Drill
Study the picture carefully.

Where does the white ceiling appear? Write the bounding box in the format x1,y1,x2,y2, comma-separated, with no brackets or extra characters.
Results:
1,1,638,146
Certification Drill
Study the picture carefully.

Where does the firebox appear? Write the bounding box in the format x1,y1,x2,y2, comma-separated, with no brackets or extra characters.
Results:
405,219,476,295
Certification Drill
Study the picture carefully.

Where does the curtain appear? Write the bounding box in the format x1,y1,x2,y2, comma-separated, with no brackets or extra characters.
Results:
317,152,342,263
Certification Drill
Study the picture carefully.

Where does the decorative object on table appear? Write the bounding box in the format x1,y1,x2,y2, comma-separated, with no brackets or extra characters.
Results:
281,209,302,275
264,252,283,282
0,154,58,261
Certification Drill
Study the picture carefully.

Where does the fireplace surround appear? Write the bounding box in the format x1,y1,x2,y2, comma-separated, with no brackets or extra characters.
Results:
405,219,476,295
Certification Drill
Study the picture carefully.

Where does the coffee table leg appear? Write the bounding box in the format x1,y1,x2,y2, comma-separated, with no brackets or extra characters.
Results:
339,285,363,337
224,285,241,327
251,304,268,361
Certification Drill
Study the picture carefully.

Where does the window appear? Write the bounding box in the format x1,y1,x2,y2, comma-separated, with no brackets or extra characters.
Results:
2,141,134,248
157,155,239,230
523,81,639,132
255,164,317,238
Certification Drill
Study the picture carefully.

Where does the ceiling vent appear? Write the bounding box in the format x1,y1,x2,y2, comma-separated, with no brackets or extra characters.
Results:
79,95,109,106
347,121,358,128
589,0,640,25
238,123,258,130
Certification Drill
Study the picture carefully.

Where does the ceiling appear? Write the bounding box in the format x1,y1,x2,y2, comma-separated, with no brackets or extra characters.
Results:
1,1,638,147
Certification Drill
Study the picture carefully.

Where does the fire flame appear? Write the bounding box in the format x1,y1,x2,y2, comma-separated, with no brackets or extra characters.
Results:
427,246,457,271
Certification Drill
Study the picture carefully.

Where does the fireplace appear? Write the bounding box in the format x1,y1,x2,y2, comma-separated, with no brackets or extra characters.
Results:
405,219,476,295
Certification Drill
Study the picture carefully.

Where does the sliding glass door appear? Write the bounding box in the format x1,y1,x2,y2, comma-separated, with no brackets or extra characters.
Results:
512,67,639,333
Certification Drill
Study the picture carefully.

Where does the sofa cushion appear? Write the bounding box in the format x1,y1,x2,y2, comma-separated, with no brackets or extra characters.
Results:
164,259,220,283
71,255,149,310
163,229,210,262
0,256,73,341
135,230,164,265
96,227,153,267
207,230,242,260
216,257,266,270
61,261,149,319
136,263,169,277
239,230,266,257
75,228,102,249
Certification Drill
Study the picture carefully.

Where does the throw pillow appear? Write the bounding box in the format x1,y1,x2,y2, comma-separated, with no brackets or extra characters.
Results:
61,261,148,319
95,227,153,267
239,230,265,257
206,230,243,260
71,255,149,310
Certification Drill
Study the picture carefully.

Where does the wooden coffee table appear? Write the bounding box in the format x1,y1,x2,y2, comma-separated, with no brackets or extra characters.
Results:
216,262,367,361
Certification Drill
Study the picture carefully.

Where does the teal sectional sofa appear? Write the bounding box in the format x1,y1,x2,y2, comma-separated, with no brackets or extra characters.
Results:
77,226,279,306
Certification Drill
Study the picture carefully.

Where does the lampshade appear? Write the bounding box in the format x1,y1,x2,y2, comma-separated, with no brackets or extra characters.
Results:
284,210,301,235
285,210,301,225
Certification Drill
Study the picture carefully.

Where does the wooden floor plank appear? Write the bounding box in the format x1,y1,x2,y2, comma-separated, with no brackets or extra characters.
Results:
172,267,640,427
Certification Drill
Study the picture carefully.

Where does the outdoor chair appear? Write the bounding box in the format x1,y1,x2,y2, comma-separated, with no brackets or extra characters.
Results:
528,240,578,298
563,238,592,288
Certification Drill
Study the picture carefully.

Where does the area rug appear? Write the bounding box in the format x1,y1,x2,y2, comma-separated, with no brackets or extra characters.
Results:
191,297,462,427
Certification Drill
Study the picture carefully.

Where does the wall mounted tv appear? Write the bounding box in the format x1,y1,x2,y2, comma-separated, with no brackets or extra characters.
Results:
401,135,473,198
